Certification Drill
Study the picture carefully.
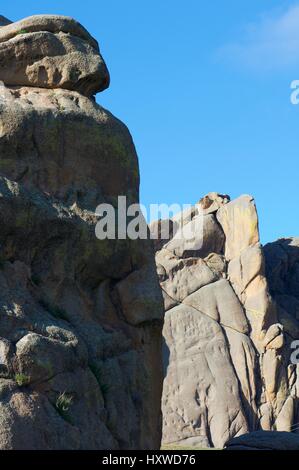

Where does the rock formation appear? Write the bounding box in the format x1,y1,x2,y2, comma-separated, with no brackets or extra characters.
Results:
152,193,299,448
226,431,299,450
0,15,163,449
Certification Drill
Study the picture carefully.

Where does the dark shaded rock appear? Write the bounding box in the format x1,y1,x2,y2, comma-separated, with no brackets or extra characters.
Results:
0,15,12,27
226,431,299,451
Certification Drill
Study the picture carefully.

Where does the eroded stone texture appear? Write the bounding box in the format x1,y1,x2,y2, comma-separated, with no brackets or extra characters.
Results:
0,15,109,96
0,15,163,449
154,194,299,448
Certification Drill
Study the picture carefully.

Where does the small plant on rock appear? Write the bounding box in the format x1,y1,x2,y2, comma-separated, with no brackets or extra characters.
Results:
55,392,74,424
16,29,29,35
15,373,30,387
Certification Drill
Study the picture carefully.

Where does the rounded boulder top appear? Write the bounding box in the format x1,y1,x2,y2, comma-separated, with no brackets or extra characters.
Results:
0,14,99,50
0,14,110,96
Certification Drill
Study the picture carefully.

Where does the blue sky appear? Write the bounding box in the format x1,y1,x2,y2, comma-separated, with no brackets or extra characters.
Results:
3,1,299,243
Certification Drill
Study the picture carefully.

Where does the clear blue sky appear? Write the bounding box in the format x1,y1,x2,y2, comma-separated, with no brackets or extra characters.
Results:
3,1,299,243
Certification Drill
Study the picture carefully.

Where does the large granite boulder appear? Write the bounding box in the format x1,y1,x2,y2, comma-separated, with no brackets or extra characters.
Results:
0,15,163,449
0,15,109,96
152,193,299,448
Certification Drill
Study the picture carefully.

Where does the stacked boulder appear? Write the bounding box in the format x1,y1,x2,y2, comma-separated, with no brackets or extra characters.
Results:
0,15,163,449
152,193,299,448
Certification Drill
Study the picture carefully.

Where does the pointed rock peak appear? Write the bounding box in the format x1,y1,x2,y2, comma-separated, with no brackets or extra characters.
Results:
0,15,12,27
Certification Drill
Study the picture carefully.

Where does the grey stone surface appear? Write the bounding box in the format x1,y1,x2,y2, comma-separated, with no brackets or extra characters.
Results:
0,15,164,450
154,193,299,449
0,15,109,96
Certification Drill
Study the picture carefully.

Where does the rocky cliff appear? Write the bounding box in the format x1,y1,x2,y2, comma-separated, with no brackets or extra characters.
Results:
152,193,299,448
0,14,163,449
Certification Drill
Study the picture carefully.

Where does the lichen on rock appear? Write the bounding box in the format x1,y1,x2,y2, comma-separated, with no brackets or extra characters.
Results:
0,14,163,450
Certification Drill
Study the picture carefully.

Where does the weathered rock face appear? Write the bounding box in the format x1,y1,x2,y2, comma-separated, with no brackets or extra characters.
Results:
0,15,163,449
0,15,109,96
153,193,299,448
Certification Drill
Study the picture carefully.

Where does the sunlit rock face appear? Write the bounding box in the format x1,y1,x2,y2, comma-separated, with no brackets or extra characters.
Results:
0,14,163,450
152,192,299,449
0,15,109,96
